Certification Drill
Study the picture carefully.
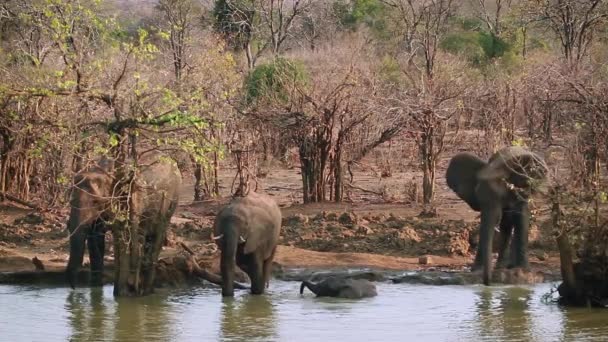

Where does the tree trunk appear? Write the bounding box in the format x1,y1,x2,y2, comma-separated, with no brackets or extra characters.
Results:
420,134,435,205
194,162,203,201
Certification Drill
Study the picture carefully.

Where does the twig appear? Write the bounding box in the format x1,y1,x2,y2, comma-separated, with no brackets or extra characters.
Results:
345,183,383,196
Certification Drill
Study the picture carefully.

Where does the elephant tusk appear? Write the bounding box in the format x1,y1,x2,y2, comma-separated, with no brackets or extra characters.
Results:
211,233,224,241
239,236,246,243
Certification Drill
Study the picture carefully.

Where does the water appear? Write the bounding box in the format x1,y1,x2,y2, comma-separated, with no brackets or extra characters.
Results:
1,281,607,342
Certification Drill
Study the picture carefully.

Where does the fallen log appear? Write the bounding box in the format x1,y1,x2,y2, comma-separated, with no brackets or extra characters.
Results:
179,242,248,290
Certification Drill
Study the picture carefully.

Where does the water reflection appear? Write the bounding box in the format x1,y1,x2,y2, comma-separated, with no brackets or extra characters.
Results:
66,287,174,342
220,295,278,342
559,306,608,342
66,288,109,341
474,286,534,341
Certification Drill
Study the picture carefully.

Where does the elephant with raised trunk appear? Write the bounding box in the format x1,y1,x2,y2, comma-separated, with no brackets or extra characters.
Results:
300,277,378,299
213,192,282,297
446,146,548,285
66,153,181,290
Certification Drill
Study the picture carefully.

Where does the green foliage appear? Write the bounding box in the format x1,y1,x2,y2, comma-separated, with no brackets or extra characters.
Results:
440,31,487,66
440,28,511,67
244,57,309,104
478,32,509,59
334,0,386,33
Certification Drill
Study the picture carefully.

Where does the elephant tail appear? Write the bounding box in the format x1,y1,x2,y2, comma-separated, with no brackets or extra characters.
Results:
300,281,314,294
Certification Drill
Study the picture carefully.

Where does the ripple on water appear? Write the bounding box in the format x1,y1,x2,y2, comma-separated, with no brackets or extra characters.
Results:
1,282,608,342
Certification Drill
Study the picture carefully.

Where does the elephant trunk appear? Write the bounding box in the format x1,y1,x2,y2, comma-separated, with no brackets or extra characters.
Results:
66,212,86,289
480,218,495,286
220,229,239,297
300,281,318,295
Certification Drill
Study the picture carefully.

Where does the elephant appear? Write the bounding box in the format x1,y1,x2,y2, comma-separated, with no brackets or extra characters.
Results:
212,192,282,297
66,152,182,289
300,277,378,299
445,146,548,285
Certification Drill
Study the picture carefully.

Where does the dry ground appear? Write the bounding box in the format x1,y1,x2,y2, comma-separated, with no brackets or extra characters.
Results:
0,141,562,285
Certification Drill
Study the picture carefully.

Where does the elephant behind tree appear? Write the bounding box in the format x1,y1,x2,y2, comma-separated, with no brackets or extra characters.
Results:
300,277,378,299
213,192,282,297
66,152,181,292
445,146,548,286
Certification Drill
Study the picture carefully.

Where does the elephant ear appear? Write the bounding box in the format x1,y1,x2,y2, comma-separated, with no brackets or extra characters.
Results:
478,146,548,189
445,152,487,212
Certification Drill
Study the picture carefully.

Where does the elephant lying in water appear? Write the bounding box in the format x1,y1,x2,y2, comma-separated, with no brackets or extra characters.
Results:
213,192,282,297
66,153,181,291
445,146,548,285
300,277,378,299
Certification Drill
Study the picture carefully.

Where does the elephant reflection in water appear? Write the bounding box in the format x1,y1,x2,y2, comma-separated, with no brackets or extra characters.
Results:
66,288,109,341
221,295,277,341
66,288,171,341
474,287,534,340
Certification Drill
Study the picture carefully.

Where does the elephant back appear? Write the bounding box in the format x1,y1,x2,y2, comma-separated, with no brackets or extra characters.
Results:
479,146,548,190
138,152,183,217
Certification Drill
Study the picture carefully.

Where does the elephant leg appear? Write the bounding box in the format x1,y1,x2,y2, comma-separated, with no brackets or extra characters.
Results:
67,227,87,289
142,227,167,294
510,201,530,269
262,246,277,289
495,211,514,269
247,251,265,295
479,204,502,285
87,221,105,287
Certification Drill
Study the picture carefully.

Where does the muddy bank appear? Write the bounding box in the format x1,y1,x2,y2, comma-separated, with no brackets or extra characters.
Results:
0,244,560,288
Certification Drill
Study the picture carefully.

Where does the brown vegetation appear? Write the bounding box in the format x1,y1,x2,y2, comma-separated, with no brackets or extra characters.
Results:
1,0,608,303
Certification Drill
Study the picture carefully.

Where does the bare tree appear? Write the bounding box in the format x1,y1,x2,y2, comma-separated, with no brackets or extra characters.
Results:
214,0,312,69
525,0,608,69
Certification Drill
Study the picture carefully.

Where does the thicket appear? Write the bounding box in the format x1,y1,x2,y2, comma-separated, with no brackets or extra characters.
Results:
1,0,608,301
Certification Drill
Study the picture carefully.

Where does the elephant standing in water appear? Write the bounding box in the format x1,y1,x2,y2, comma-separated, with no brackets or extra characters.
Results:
445,146,548,285
66,153,181,290
300,277,378,299
213,192,282,297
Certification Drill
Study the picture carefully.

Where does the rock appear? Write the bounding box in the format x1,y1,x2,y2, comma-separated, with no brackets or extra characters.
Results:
534,251,548,261
14,213,44,225
285,214,309,225
325,212,338,221
357,225,374,236
385,220,405,229
338,212,358,226
400,227,422,243
32,257,45,270
180,212,197,219
419,255,433,265
312,212,327,221
342,230,355,238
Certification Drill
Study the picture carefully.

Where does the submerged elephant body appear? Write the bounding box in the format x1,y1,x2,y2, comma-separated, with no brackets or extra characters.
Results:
300,277,378,299
213,192,282,297
66,153,181,290
446,146,548,285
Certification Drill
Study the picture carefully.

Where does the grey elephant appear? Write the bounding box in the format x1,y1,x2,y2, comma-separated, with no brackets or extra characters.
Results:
445,146,548,285
300,277,378,299
66,153,181,290
213,192,282,297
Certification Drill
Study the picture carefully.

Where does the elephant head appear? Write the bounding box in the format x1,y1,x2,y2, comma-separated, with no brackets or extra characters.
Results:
66,168,113,288
214,215,248,297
